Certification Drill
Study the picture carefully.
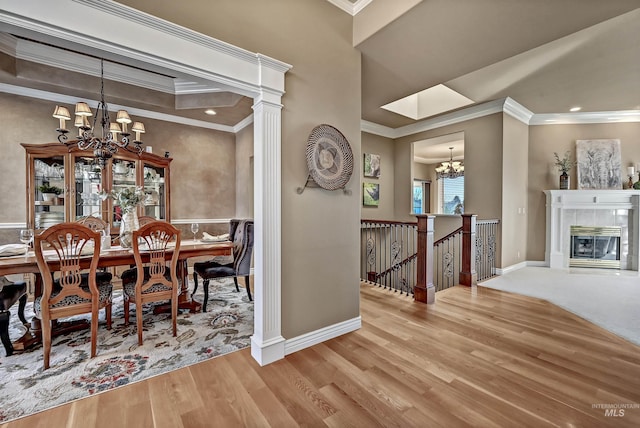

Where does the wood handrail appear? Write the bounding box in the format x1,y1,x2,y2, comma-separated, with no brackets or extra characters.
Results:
373,253,417,280
433,226,463,246
361,219,417,226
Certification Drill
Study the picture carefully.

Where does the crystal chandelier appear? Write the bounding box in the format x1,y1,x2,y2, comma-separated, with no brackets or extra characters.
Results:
435,147,464,179
53,59,146,167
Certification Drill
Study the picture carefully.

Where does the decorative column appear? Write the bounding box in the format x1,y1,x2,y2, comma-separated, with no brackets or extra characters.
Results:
250,89,286,365
415,214,435,304
460,214,477,286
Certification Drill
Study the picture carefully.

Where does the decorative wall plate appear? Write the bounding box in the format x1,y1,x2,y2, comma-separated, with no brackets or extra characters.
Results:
305,124,353,191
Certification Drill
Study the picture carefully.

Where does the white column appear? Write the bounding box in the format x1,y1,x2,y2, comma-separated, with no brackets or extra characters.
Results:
251,91,285,365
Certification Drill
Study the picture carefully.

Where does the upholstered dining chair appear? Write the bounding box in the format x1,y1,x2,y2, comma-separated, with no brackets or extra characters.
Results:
34,223,113,369
120,221,181,345
192,219,254,312
0,277,28,357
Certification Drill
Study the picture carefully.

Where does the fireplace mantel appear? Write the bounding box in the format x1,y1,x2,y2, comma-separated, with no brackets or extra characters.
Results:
544,190,640,270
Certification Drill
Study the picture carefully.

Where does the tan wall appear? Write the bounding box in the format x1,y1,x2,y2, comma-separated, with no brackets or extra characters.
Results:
121,0,362,338
0,92,237,231
501,114,528,267
361,132,395,220
394,113,505,264
527,121,640,261
235,123,254,219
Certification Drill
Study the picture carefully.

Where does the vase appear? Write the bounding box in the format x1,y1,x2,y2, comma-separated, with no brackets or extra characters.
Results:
559,172,570,190
119,211,140,249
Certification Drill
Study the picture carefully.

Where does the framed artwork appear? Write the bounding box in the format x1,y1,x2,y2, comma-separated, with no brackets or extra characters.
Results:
363,153,381,178
363,183,380,206
576,139,622,190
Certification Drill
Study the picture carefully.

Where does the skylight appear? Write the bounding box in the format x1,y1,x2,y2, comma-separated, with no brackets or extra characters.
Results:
381,84,474,120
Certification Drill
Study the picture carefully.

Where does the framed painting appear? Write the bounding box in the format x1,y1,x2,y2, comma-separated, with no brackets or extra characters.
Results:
363,153,380,178
576,139,622,190
363,183,379,206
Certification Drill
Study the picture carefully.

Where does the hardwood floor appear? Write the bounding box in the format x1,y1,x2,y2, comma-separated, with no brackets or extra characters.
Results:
4,283,640,427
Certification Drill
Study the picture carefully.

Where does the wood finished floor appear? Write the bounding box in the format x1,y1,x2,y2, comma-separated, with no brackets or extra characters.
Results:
3,283,640,427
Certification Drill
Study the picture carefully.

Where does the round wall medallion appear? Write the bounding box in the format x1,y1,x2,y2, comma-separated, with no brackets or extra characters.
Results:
305,124,353,191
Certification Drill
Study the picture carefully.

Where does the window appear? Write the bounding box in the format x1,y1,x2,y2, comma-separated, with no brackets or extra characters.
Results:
413,180,430,214
439,176,464,214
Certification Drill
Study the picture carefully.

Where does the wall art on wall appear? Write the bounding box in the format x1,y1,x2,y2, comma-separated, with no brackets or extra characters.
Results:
363,153,381,178
576,139,622,190
363,182,380,206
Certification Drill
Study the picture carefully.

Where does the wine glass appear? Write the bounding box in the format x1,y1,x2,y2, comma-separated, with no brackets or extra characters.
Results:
20,229,34,257
190,223,199,241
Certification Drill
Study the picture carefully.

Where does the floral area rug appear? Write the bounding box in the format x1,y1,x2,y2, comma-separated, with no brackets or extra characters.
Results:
0,277,253,423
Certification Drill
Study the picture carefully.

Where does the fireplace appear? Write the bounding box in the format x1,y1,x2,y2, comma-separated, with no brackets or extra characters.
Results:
569,226,621,269
544,190,640,271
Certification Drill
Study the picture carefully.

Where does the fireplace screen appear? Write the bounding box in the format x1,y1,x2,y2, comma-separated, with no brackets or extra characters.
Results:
569,226,621,268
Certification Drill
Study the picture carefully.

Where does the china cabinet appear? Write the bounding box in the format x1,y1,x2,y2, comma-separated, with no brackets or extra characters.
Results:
23,142,171,233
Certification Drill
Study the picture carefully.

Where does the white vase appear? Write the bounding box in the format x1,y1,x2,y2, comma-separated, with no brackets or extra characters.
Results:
119,211,140,248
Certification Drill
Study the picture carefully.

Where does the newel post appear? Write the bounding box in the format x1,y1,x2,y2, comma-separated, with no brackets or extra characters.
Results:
415,215,435,304
460,214,477,286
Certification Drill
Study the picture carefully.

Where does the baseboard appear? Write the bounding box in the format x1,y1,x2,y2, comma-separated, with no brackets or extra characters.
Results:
526,260,547,267
495,261,527,275
284,316,362,356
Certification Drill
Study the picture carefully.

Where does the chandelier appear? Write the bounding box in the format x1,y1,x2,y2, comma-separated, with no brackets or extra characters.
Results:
53,59,146,167
435,147,464,179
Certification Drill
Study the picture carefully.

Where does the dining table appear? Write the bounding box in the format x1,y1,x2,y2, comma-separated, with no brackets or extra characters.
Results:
0,239,233,351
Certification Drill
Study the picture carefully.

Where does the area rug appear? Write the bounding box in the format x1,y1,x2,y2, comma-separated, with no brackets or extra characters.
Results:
0,277,253,423
479,266,640,346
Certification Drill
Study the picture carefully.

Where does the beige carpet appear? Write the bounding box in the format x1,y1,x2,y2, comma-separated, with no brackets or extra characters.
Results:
479,266,640,346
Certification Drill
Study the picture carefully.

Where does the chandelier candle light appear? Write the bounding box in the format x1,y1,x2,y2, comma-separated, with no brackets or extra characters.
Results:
435,147,464,179
53,59,146,167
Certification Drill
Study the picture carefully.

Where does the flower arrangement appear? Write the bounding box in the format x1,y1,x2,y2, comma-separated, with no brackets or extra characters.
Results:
553,151,576,174
99,186,146,213
38,184,63,195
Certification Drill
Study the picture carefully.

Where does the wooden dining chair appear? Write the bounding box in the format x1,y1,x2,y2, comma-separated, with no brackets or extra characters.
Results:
192,219,254,312
137,216,157,227
76,215,108,232
34,223,113,369
120,221,181,345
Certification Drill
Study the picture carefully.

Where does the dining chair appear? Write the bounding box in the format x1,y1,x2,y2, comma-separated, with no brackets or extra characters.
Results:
33,223,113,369
192,219,254,312
120,221,181,345
137,216,157,227
76,215,108,232
0,277,28,357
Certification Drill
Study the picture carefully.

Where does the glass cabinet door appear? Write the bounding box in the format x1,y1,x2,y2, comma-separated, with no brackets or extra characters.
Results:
33,156,66,230
72,155,104,221
111,159,137,228
143,163,166,220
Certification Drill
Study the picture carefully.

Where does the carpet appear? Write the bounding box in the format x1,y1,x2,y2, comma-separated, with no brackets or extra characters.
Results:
0,277,253,423
479,266,640,346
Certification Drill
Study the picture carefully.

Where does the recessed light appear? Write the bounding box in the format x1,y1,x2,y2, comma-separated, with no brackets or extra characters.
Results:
204,109,217,115
569,106,581,112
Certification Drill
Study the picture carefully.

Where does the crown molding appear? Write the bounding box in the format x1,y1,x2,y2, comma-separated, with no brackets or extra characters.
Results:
73,0,258,64
530,110,640,125
234,114,254,133
0,83,236,133
503,97,534,124
361,120,396,138
362,97,640,139
326,0,373,15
